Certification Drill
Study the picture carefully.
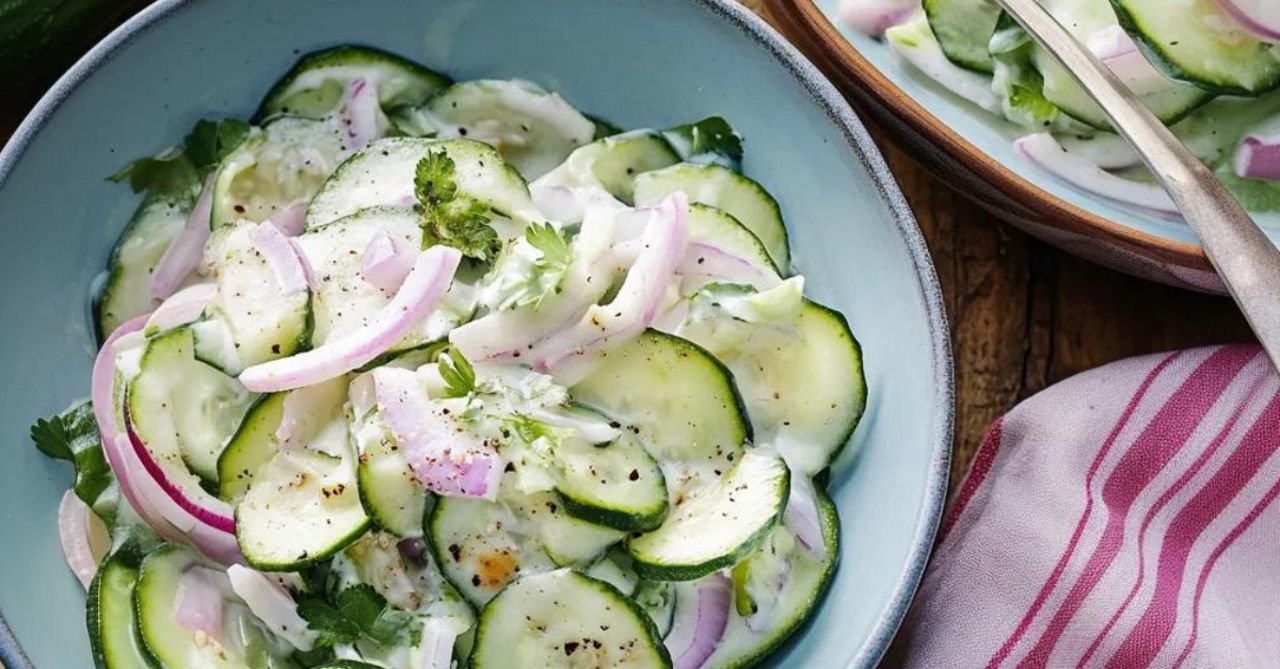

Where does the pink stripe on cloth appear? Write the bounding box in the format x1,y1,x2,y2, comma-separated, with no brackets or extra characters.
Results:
1011,346,1258,668
892,345,1280,669
1103,390,1280,668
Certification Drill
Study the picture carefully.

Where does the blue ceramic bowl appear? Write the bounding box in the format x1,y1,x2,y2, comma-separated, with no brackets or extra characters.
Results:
0,1,951,666
768,0,1267,291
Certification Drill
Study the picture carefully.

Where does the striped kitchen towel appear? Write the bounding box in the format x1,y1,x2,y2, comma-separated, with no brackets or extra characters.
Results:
893,345,1280,669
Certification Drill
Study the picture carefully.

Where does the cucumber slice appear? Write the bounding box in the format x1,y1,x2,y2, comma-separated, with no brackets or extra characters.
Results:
237,446,370,571
507,490,624,567
425,79,597,179
628,451,789,582
202,221,312,368
294,207,475,352
701,488,840,669
427,496,558,606
471,570,672,669
686,203,780,278
135,545,296,668
1112,0,1280,95
585,549,640,596
127,327,254,482
210,117,350,228
923,0,1001,74
234,380,369,571
570,330,749,469
988,16,1094,133
534,130,680,206
189,318,242,375
633,163,789,271
1033,0,1213,128
312,662,382,669
257,45,451,120
97,193,195,337
218,393,286,504
87,550,154,669
353,409,427,538
553,428,669,533
680,300,867,475
305,137,540,229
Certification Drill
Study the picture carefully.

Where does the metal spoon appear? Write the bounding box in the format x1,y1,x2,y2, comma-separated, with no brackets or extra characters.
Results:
998,0,1280,370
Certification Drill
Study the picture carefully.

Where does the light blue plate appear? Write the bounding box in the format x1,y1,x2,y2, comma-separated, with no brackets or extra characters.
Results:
0,1,952,666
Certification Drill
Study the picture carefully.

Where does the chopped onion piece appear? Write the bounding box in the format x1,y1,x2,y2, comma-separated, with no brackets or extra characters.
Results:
1014,133,1178,216
360,229,415,293
528,193,690,374
57,490,109,590
239,246,462,392
838,0,918,37
1214,0,1280,42
144,283,215,336
784,474,827,561
340,78,383,150
151,175,214,300
249,221,310,294
227,564,316,651
373,367,502,499
176,566,227,642
666,574,732,669
1235,130,1280,182
268,200,309,237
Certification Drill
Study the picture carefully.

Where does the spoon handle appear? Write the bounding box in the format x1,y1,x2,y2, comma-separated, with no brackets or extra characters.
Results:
998,0,1280,370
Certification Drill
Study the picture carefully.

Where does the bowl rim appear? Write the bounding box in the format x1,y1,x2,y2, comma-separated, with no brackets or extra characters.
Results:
765,0,1216,276
0,0,954,666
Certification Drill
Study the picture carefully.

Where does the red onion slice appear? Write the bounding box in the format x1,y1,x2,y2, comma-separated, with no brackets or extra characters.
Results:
152,176,214,300
666,574,732,669
1085,26,1169,96
176,566,227,641
239,246,462,392
360,229,416,293
123,416,237,535
144,283,215,335
838,0,918,37
1214,0,1280,42
227,564,315,651
784,474,827,561
679,241,781,292
373,367,502,499
268,200,309,237
340,78,383,150
58,490,109,589
528,193,690,373
1235,130,1280,182
249,221,311,294
115,433,243,564
1014,133,1178,216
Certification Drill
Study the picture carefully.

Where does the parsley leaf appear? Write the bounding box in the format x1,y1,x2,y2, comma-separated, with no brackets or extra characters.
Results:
414,151,500,261
30,400,113,507
439,348,477,399
108,151,200,200
664,116,744,167
525,222,573,272
184,118,251,172
108,117,250,200
297,584,413,649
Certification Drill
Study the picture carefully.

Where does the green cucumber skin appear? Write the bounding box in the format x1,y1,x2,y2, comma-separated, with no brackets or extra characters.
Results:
628,468,790,583
806,300,869,473
237,509,371,573
1109,0,1280,97
718,487,842,669
254,44,452,122
470,571,672,669
556,488,668,534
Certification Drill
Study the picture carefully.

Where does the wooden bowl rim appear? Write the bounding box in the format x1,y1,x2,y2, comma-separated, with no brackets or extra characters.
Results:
765,0,1213,273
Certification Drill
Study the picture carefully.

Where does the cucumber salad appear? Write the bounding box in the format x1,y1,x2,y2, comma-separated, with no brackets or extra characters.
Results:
841,0,1280,218
32,46,867,669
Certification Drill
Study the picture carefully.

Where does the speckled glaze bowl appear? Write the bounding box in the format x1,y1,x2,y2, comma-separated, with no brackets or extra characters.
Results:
766,0,1263,293
0,1,952,666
